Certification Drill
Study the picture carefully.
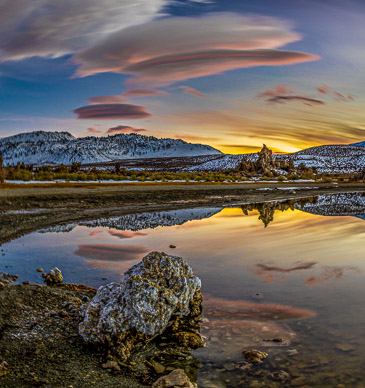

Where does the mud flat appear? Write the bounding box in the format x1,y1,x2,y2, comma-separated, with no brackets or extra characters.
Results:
0,282,145,387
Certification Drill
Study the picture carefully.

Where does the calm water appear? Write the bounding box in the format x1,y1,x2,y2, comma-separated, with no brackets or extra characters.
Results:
2,193,365,387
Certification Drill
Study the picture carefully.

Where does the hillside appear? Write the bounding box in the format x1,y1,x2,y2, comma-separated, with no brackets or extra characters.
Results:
0,131,221,166
185,144,365,173
281,145,365,173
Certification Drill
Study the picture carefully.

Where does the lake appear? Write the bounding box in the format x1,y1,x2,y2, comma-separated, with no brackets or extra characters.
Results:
1,192,365,387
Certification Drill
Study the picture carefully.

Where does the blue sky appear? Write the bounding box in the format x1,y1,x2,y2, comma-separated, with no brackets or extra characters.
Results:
1,0,364,153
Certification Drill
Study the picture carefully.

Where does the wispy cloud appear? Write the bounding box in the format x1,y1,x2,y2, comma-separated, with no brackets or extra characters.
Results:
87,88,168,105
257,84,325,106
177,86,207,97
316,84,355,102
87,127,102,134
123,89,168,97
87,95,127,104
267,95,325,106
304,266,358,286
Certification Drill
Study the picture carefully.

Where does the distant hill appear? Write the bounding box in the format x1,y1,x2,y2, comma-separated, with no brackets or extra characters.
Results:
351,141,365,146
184,144,365,173
0,131,221,166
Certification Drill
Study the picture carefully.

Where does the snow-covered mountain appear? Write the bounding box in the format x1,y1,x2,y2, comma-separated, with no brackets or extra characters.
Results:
280,145,365,173
0,130,221,165
295,193,365,216
185,144,365,173
38,207,223,233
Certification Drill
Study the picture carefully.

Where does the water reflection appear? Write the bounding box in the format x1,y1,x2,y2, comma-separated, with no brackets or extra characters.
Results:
2,192,365,386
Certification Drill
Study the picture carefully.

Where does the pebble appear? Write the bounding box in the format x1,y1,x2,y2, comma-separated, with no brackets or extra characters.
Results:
335,343,355,352
223,362,236,371
36,268,44,273
149,360,166,374
101,360,120,372
291,376,308,387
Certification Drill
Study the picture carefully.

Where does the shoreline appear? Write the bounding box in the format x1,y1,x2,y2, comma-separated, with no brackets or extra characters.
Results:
0,182,364,245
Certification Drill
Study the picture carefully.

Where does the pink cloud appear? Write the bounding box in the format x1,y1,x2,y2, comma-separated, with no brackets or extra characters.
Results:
107,125,147,134
74,244,148,261
87,127,102,134
73,103,151,120
87,95,126,104
304,266,358,286
316,84,355,102
203,294,316,320
257,84,325,106
108,230,148,238
74,13,319,86
123,88,168,97
177,85,206,97
257,84,295,99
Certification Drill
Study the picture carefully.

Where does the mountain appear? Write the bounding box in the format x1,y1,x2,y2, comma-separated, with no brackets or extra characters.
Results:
0,130,221,166
351,141,365,146
279,145,365,173
185,144,365,173
38,207,223,233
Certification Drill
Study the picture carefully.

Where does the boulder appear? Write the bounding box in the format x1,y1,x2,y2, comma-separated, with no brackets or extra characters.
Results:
152,369,197,388
79,252,202,361
44,268,63,286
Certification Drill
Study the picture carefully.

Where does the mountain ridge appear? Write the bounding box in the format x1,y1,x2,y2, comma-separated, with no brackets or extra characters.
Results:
0,130,222,165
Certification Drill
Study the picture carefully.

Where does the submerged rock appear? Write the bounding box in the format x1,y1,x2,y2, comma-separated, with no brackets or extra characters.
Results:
79,251,203,361
44,267,63,286
152,369,197,388
243,349,268,363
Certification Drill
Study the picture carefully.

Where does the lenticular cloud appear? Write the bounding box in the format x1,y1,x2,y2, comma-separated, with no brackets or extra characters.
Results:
0,0,167,61
75,13,319,86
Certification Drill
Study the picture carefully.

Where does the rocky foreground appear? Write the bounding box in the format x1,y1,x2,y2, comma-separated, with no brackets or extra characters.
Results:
0,252,204,387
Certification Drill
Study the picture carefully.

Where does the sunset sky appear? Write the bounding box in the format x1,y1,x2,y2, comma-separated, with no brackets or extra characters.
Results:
1,0,364,153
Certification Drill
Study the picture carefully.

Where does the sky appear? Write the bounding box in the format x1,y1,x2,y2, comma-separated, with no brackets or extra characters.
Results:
0,0,364,153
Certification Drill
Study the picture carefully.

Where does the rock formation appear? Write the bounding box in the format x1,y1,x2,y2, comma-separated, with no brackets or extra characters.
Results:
255,144,276,174
241,198,317,227
79,252,204,364
237,144,277,177
44,267,63,286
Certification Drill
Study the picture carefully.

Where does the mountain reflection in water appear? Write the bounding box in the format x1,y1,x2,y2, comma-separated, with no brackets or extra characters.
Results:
2,192,365,386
